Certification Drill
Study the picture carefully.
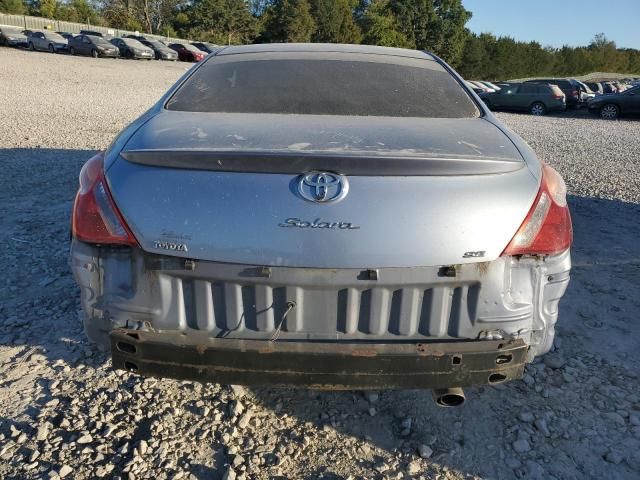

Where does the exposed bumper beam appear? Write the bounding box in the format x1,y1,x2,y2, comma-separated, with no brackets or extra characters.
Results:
110,329,528,389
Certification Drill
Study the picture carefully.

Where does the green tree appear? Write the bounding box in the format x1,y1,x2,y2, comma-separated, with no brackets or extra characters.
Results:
39,0,57,18
388,0,470,64
309,0,361,43
455,31,640,81
72,0,100,24
262,0,315,42
138,0,183,34
457,33,487,79
587,33,619,72
425,0,472,65
102,0,141,30
182,0,257,44
388,0,434,49
523,41,555,77
361,0,413,48
0,0,26,14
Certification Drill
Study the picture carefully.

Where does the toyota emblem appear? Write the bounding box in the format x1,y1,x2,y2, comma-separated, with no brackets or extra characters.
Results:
296,172,349,203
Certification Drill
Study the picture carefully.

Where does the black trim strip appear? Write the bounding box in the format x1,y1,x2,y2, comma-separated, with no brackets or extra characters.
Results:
121,149,523,176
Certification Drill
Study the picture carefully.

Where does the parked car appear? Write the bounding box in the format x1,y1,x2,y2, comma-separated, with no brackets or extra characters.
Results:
467,80,493,92
524,78,582,108
70,44,572,405
169,42,206,62
588,85,640,119
576,81,596,103
471,80,498,92
110,37,154,60
191,41,219,54
139,39,178,61
465,81,485,94
21,29,40,44
56,31,75,41
612,81,626,93
478,81,502,92
68,34,119,58
79,30,105,37
124,34,147,42
27,31,68,53
586,82,604,95
0,26,28,47
480,82,566,115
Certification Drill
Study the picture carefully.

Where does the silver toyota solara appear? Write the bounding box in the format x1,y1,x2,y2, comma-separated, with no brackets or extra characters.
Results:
70,44,572,406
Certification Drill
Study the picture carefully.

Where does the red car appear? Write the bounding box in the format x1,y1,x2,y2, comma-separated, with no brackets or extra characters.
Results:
169,43,206,62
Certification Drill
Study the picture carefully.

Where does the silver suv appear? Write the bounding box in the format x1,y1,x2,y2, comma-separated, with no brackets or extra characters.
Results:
70,44,572,406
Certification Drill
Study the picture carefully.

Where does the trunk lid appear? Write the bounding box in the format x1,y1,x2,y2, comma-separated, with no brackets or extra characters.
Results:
106,112,538,268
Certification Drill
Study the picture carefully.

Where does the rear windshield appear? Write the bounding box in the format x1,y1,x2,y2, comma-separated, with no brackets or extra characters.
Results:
166,53,479,118
177,43,201,52
46,33,65,42
529,79,570,89
89,36,110,45
122,38,144,48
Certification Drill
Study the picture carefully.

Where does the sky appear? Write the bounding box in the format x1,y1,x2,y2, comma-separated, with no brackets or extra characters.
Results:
462,0,640,49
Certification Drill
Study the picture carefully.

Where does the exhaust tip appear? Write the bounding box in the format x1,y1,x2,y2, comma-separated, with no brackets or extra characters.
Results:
432,387,465,407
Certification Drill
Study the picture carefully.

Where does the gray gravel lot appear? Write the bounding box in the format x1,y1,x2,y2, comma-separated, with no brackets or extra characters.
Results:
1,47,639,480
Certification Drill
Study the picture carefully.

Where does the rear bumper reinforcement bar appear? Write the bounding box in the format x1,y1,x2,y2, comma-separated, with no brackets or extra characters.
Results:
110,329,528,389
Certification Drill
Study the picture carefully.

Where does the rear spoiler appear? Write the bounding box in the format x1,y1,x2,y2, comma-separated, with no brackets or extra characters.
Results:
120,149,524,176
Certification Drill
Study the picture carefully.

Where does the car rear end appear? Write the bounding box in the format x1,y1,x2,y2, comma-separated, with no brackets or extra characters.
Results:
155,45,178,61
189,46,206,62
129,42,154,60
99,47,120,58
544,84,567,112
159,50,178,61
545,79,579,108
46,33,69,52
70,45,572,393
93,37,119,58
527,79,580,108
134,49,154,60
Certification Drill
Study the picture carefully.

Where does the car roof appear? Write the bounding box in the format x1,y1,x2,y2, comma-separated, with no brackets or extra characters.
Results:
526,78,574,83
217,43,436,61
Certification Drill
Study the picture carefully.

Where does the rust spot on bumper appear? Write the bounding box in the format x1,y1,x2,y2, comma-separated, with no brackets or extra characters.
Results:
351,348,378,357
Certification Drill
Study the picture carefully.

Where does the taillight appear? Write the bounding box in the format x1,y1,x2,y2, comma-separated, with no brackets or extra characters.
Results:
572,89,579,97
72,152,138,246
502,164,572,256
552,94,564,100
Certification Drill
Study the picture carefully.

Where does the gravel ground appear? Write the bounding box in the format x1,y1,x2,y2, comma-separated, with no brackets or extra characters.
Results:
1,47,639,480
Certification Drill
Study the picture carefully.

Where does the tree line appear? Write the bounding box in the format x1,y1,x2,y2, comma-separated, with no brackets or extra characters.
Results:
2,0,639,79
